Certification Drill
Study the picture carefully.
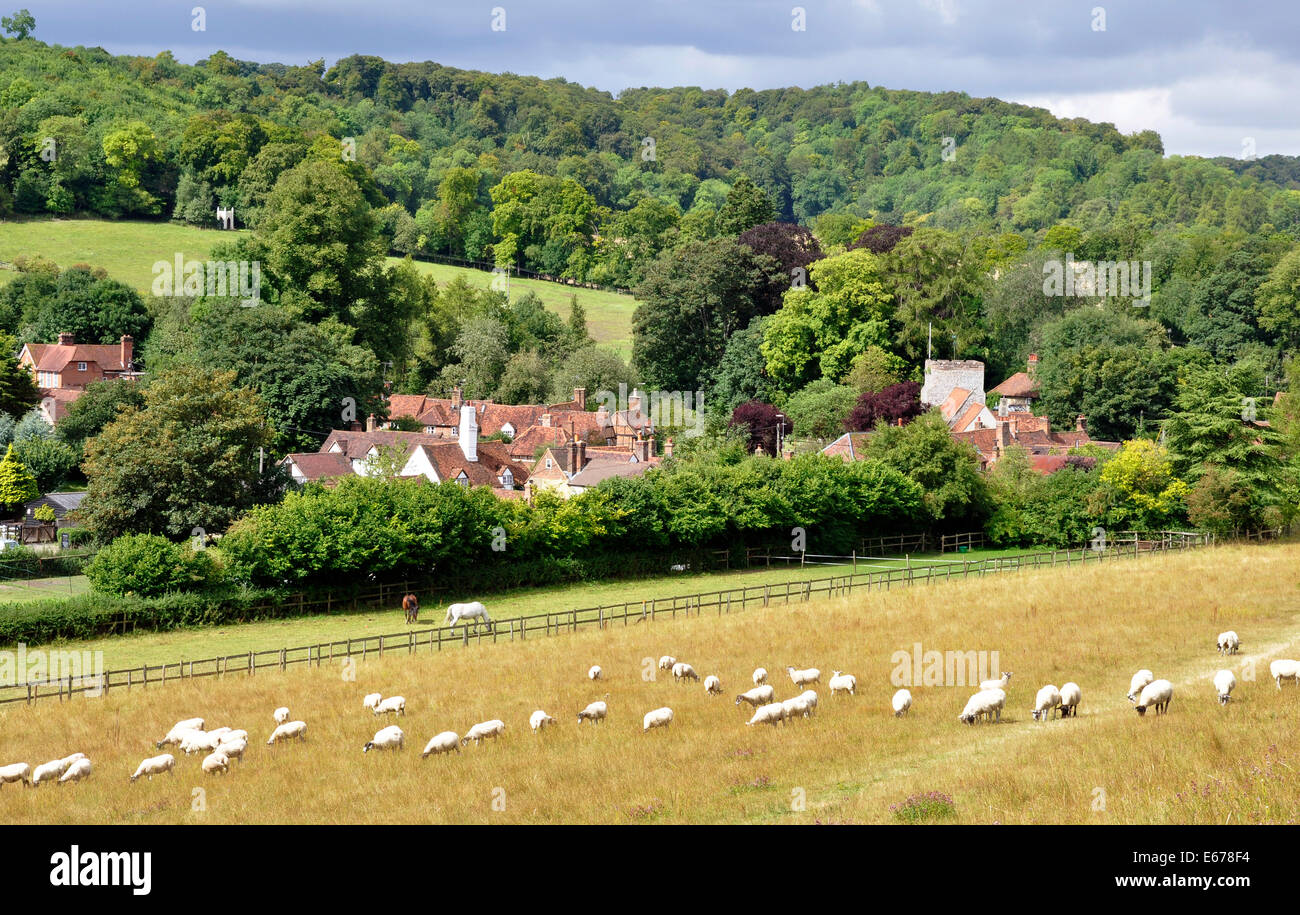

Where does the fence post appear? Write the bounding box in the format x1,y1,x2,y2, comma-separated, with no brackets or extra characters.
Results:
248,651,253,675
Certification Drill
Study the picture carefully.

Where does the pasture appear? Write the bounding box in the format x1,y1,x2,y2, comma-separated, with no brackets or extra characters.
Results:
0,217,638,356
1,542,1297,824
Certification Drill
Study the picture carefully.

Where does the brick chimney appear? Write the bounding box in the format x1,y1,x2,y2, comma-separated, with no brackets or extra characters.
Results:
664,437,674,458
540,412,551,428
575,437,586,469
573,387,587,410
1076,414,1088,434
633,436,650,462
1027,353,1039,373
451,385,463,412
57,332,75,346
366,413,377,433
120,334,133,370
996,419,1012,453
628,388,642,416
458,405,478,461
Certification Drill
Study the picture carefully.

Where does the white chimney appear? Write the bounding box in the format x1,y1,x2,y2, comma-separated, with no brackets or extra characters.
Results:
458,405,477,461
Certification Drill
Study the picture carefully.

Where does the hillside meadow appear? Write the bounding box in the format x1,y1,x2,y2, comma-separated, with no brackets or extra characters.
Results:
0,542,1297,824
0,217,637,356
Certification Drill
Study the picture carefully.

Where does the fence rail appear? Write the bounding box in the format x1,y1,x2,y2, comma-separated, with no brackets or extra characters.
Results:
0,533,1219,706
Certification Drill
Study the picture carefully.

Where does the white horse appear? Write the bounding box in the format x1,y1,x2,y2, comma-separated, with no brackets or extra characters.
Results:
445,601,492,632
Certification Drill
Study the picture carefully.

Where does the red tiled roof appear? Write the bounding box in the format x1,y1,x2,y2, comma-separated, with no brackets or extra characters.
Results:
821,432,872,461
282,452,353,481
938,387,972,423
322,429,446,460
991,372,1039,399
26,342,129,373
568,454,660,487
406,439,530,489
1029,454,1098,474
950,400,988,433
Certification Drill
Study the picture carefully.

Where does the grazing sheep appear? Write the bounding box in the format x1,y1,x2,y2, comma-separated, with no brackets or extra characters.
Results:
752,667,768,686
0,762,31,788
180,731,225,755
421,732,461,757
577,701,608,724
362,693,382,712
1134,679,1173,716
201,751,230,775
704,675,723,695
217,738,247,762
207,727,233,741
31,759,67,787
218,730,248,746
1217,631,1241,655
273,707,290,725
798,689,818,716
786,666,820,688
1031,684,1063,722
958,688,1006,725
658,656,676,671
979,672,1012,692
892,689,913,717
734,685,776,708
829,671,857,697
58,758,91,784
267,721,307,745
746,702,786,727
155,723,205,749
364,725,405,752
130,754,176,782
588,665,602,680
373,696,406,717
782,694,814,720
461,720,506,746
1059,682,1082,718
672,661,700,683
642,707,674,732
1213,669,1236,705
1270,659,1300,689
1127,670,1155,703
529,710,558,732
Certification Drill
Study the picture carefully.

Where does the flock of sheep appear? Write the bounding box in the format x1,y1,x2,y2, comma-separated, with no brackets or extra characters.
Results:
2,626,1298,792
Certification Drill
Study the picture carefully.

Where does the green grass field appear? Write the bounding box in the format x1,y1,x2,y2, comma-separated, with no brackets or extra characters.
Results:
19,547,1046,671
0,574,89,604
1,542,1295,824
0,217,638,357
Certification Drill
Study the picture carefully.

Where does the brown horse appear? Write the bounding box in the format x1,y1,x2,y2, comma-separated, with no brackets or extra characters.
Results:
402,593,419,624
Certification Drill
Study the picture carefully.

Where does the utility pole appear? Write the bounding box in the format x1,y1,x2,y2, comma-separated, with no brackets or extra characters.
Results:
259,447,264,475
927,322,932,360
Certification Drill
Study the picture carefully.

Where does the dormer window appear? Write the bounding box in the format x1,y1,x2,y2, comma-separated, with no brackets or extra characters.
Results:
456,471,469,487
501,423,515,438
501,468,514,490
77,362,87,371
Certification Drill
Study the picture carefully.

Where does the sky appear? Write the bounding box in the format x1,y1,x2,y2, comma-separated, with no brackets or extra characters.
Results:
18,0,1300,157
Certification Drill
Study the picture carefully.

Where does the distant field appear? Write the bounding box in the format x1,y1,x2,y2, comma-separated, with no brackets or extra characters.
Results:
0,574,89,604
1,542,1296,824
0,218,638,356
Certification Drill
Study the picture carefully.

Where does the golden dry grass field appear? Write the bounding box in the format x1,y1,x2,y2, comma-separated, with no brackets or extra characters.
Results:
2,542,1298,825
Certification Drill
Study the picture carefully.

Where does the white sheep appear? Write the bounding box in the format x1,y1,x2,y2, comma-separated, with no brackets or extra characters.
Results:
642,706,674,732
0,762,31,788
658,656,676,671
364,725,405,752
373,695,406,717
979,672,1012,692
218,729,248,744
31,759,67,787
207,726,233,741
155,723,205,749
273,707,290,725
421,732,461,757
266,721,307,745
746,702,786,726
734,684,776,708
58,758,91,784
1127,670,1154,703
530,710,558,732
1031,684,1062,721
201,751,230,775
704,675,723,695
588,665,602,680
958,688,1006,725
1217,631,1240,655
798,689,818,716
577,701,608,724
672,661,700,682
786,666,820,688
753,667,768,685
1134,679,1173,716
1059,682,1082,718
180,731,225,755
828,670,856,697
1270,659,1300,689
1213,669,1236,705
362,693,382,711
217,738,247,762
461,720,506,746
130,754,176,782
782,694,813,720
892,689,913,717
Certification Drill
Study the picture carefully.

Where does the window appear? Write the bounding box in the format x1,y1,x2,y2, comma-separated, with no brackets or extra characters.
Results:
456,471,469,487
545,458,552,469
77,362,87,372
502,468,514,489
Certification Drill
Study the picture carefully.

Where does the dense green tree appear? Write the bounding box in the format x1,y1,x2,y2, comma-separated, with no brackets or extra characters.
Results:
862,411,990,528
783,379,857,440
